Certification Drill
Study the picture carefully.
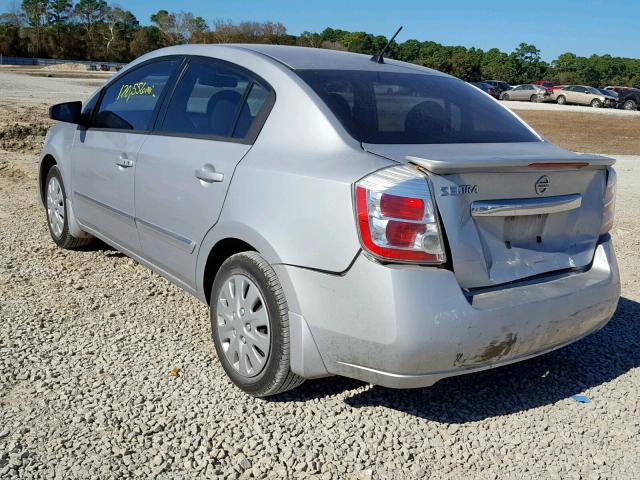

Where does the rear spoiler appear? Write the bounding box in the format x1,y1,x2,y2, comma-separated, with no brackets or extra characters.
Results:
407,154,615,174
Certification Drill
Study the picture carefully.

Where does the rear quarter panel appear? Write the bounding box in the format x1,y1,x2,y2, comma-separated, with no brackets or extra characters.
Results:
192,51,394,302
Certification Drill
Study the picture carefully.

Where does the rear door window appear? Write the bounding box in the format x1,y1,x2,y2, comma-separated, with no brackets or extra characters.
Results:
93,59,180,131
158,60,271,140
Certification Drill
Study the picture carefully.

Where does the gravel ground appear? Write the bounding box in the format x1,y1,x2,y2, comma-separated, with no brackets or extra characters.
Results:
1,73,640,479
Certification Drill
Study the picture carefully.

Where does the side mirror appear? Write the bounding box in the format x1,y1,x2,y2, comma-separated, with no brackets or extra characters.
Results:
49,101,84,125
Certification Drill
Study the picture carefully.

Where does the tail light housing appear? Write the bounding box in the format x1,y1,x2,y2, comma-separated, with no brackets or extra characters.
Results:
600,167,616,234
354,165,446,264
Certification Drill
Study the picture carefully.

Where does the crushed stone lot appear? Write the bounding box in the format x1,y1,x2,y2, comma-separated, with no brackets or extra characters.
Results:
1,72,639,479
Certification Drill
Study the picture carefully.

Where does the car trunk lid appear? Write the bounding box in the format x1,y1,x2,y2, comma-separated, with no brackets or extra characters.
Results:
363,142,614,289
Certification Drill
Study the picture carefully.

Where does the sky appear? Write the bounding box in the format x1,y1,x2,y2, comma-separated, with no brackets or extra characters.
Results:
2,0,639,61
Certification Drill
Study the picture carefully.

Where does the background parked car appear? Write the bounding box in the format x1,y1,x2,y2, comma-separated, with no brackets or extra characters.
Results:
500,84,551,102
605,86,635,96
617,88,640,110
554,85,617,108
471,81,500,98
483,79,512,96
598,88,621,107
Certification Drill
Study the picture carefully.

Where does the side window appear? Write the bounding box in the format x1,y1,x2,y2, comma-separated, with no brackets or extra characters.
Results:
93,59,180,131
160,61,265,139
232,83,270,138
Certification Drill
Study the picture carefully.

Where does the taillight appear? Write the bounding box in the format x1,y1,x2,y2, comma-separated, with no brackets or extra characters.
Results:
601,167,616,234
354,165,446,263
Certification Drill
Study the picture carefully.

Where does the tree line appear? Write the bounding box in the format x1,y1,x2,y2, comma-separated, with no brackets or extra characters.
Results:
1,0,639,88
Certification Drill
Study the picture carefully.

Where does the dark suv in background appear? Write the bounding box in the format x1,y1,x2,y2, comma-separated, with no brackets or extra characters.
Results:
617,88,640,110
483,80,512,97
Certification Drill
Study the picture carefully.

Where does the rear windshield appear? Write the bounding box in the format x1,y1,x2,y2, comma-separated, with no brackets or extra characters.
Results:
297,70,540,144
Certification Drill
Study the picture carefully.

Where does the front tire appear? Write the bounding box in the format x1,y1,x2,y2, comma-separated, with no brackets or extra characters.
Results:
45,166,92,249
556,95,566,105
210,251,304,397
591,98,602,108
501,93,510,101
529,94,538,102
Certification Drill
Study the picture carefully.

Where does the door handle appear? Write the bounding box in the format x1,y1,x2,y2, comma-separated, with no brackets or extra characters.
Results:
115,154,134,168
195,164,224,183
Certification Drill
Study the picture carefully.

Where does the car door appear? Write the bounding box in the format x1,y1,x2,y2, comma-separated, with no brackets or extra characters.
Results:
513,85,527,101
573,86,590,105
134,58,274,287
71,58,183,254
561,86,575,103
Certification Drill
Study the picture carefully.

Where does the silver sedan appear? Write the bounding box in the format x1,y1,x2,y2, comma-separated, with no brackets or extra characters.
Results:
500,84,552,102
39,45,620,396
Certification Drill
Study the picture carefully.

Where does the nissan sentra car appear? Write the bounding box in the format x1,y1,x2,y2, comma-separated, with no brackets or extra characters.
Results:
39,44,620,397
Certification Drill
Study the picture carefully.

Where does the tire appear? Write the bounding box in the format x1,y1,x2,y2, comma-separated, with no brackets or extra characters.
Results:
591,98,602,108
45,166,93,249
624,99,638,111
556,95,566,105
529,94,538,102
210,251,304,397
501,93,510,101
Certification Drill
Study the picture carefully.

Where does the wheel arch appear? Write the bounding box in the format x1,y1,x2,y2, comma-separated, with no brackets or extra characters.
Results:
39,154,58,204
202,238,257,305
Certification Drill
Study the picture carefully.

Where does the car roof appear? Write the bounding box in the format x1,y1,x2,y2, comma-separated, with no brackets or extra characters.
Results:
227,44,448,75
142,44,449,77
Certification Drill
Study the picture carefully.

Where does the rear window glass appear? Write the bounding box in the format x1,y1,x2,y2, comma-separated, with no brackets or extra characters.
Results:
297,70,539,144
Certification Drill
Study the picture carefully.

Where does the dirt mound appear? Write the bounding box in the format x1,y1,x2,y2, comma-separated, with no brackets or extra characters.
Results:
0,159,28,181
42,63,88,72
0,104,51,153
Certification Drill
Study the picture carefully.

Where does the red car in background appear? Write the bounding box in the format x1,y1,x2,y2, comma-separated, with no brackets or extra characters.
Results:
532,80,554,89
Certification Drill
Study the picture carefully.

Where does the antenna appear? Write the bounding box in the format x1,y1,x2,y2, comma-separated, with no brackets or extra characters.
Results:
370,26,403,64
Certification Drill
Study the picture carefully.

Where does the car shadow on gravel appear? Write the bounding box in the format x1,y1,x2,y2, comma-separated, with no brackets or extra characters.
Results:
283,298,640,422
76,238,126,257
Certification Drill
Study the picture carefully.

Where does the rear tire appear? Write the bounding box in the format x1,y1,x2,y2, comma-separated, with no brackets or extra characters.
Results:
45,166,92,249
591,98,602,108
623,99,638,111
556,95,566,105
210,251,304,397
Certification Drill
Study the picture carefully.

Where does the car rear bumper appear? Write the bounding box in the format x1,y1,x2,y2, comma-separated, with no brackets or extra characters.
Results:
278,238,620,388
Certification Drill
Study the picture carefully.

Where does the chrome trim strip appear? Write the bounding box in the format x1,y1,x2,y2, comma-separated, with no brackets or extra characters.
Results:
136,218,196,254
471,193,582,217
74,191,135,221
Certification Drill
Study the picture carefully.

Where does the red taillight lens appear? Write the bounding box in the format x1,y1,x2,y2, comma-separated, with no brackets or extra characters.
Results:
354,166,446,264
380,193,425,221
386,221,426,247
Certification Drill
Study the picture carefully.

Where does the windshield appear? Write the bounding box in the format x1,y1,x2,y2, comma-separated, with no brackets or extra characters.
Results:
297,70,539,144
586,86,602,95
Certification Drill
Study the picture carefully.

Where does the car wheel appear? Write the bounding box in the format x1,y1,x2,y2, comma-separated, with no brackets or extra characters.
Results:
501,93,510,101
624,99,638,110
210,251,305,397
556,95,566,105
45,166,93,249
529,94,538,102
591,99,602,108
